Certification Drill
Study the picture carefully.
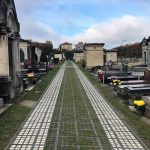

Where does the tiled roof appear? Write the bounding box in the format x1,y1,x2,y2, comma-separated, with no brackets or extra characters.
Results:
61,42,72,45
104,49,118,52
84,43,105,46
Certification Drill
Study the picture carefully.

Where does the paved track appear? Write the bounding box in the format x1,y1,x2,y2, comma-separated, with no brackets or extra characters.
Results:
45,65,111,149
73,63,145,150
7,63,66,150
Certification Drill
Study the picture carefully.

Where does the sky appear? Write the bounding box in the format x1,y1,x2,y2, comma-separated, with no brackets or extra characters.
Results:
14,0,150,48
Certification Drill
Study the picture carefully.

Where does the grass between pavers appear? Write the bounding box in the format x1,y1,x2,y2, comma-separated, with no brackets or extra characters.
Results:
45,61,112,150
0,66,60,150
81,68,150,148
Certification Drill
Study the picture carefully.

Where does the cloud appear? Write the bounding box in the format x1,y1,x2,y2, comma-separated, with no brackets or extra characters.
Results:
20,17,61,46
19,13,150,48
14,0,150,48
20,15,150,48
63,15,150,48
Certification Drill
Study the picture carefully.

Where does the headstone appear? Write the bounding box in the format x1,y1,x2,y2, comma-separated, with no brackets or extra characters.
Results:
0,98,4,106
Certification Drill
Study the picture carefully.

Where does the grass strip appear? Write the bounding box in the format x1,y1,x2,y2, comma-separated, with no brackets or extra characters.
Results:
0,105,30,150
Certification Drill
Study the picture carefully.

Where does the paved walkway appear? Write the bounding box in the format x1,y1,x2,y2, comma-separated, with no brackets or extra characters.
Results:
7,63,66,150
73,63,145,150
6,62,146,150
44,64,111,149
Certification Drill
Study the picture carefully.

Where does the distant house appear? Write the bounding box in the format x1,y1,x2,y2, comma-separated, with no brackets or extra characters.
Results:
75,42,84,51
84,43,105,68
60,42,72,51
105,49,117,63
74,53,84,63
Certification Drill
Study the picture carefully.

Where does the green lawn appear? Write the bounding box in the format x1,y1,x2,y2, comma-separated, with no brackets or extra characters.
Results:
81,68,150,148
0,105,30,149
0,66,60,150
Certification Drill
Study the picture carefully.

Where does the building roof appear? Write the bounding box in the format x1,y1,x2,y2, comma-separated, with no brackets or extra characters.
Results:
61,42,72,45
104,49,118,52
31,41,53,48
84,43,105,50
84,43,105,46
20,39,31,43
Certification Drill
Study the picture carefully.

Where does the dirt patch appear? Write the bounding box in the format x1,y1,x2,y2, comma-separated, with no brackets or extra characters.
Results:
141,117,150,125
35,90,40,93
128,106,136,112
19,100,36,108
128,106,150,125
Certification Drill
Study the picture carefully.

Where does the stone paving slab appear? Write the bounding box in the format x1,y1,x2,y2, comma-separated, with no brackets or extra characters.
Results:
73,63,146,150
7,63,66,150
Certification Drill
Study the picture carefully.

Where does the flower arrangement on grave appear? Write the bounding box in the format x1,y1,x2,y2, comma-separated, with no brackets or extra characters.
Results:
134,100,145,115
112,79,121,86
112,79,121,91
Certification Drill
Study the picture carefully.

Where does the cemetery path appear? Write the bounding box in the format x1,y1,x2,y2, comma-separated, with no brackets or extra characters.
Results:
7,61,146,150
7,63,66,150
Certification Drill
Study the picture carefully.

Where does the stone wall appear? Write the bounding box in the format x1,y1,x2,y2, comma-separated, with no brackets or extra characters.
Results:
74,53,84,63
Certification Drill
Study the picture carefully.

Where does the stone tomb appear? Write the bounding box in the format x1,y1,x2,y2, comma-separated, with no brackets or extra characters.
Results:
0,0,21,102
84,43,105,68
